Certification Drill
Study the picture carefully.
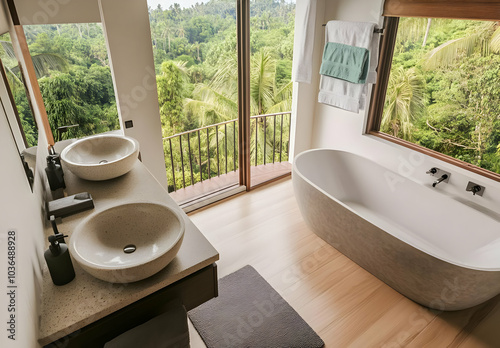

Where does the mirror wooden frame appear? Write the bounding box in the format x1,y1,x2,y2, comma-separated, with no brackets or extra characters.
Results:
6,0,55,149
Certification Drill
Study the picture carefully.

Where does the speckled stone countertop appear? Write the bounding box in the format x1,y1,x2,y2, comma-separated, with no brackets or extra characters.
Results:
38,158,219,346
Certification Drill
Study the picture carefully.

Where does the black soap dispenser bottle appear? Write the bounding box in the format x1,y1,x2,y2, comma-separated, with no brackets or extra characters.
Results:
45,153,66,191
44,234,75,286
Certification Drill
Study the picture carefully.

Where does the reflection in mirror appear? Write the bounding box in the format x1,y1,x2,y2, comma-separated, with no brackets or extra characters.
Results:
0,33,38,148
0,89,34,191
0,31,39,191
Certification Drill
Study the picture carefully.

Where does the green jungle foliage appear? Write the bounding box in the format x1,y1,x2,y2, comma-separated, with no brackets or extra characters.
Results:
0,0,295,191
382,18,500,174
150,0,295,191
149,0,295,133
0,24,119,146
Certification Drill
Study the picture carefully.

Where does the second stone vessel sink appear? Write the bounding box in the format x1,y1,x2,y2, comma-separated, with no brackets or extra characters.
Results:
69,202,185,283
61,134,139,181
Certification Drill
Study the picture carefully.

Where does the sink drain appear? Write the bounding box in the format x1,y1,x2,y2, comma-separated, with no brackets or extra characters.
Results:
99,159,108,164
123,244,136,254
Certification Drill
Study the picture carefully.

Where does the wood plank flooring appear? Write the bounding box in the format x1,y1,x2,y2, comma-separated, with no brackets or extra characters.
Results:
187,177,500,347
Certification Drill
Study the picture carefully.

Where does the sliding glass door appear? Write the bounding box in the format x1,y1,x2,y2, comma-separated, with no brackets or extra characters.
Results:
147,0,295,207
248,0,295,188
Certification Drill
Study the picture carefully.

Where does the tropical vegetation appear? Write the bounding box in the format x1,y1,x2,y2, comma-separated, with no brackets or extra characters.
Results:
382,18,500,174
0,24,119,146
149,0,295,190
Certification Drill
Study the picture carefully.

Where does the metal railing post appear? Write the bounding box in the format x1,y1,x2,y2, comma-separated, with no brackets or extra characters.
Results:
187,132,194,186
279,114,284,163
233,121,236,172
287,113,291,159
255,118,258,166
198,130,203,182
169,138,176,192
179,135,186,188
263,116,267,165
207,128,210,179
224,123,228,174
273,115,276,164
216,125,220,176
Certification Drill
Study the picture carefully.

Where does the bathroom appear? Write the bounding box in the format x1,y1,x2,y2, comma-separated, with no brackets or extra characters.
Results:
2,0,500,347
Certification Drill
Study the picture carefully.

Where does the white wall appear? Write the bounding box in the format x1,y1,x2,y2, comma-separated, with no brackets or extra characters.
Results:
15,0,101,25
291,0,500,215
0,5,46,348
0,101,45,348
289,0,325,159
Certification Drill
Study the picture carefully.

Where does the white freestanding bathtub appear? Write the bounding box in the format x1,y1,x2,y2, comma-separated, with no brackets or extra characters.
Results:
292,149,500,310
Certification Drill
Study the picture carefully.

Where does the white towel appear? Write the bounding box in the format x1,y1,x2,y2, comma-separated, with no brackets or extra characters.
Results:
318,21,380,113
292,0,317,84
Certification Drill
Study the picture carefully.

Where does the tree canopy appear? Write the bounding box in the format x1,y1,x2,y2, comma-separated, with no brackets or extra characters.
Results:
382,18,500,174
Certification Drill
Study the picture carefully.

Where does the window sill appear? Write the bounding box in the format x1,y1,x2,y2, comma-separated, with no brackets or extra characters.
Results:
367,131,500,183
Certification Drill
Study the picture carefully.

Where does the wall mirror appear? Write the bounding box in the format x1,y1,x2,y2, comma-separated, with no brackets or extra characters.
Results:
0,58,35,190
0,30,39,191
0,37,38,146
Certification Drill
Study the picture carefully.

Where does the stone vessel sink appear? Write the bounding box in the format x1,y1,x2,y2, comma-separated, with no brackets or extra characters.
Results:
69,202,185,283
60,134,139,181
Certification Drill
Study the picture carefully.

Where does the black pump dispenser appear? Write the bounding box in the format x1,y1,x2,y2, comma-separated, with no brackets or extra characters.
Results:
49,215,66,243
44,233,75,286
48,234,64,255
45,152,66,191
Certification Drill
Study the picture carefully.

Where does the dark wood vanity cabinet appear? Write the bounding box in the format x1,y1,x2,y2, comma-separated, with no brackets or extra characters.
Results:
44,264,217,348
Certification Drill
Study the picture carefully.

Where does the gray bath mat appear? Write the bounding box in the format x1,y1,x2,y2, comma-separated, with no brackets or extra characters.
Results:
188,265,324,348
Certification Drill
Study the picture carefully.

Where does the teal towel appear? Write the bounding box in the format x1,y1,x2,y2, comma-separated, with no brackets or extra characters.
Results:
320,42,370,84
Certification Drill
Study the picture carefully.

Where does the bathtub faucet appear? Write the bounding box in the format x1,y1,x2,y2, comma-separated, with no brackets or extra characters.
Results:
427,167,451,187
432,174,448,187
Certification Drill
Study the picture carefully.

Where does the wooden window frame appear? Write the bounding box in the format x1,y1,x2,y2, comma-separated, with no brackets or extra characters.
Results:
366,16,500,182
237,0,252,191
383,0,500,21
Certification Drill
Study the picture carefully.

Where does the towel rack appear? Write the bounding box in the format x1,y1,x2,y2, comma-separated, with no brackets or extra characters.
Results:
321,24,384,35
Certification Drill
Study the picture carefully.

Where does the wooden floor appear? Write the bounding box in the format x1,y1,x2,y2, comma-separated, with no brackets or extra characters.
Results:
187,178,500,347
169,162,291,204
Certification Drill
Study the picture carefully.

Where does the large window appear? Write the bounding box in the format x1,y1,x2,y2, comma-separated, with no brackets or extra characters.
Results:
368,2,500,181
147,0,295,204
0,24,119,145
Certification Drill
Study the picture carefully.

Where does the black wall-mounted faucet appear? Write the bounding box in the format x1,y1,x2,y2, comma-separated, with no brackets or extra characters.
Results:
432,174,448,187
427,167,451,187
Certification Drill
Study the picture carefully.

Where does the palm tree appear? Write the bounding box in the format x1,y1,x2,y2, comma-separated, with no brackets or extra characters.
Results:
185,49,292,124
422,18,432,47
251,49,275,116
183,49,293,169
395,17,429,49
395,17,455,49
424,21,500,69
184,53,237,126
0,40,69,83
382,67,426,141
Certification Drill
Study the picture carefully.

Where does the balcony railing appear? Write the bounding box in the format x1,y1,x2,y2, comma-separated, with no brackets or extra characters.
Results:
162,111,291,193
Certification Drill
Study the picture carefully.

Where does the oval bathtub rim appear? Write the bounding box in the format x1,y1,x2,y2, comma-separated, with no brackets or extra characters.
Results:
292,148,500,273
